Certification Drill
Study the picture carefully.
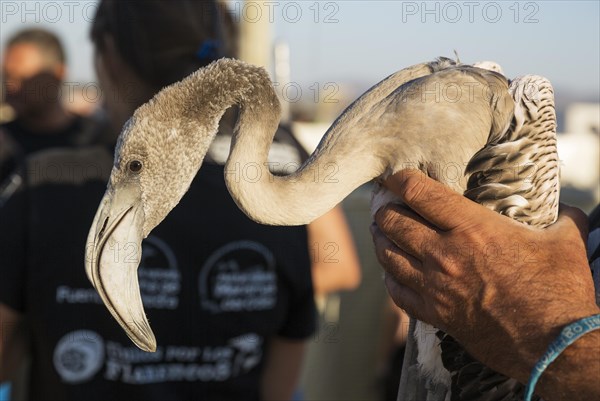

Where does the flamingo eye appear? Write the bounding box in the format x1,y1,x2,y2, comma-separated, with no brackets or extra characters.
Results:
128,160,143,173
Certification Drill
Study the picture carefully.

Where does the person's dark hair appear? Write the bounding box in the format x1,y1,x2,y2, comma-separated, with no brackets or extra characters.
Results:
90,0,238,90
7,28,66,66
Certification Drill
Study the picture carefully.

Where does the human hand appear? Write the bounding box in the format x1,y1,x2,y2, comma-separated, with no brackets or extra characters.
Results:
371,169,599,385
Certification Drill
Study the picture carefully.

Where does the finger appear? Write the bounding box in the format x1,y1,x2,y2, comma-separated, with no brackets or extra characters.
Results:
375,204,440,259
384,273,425,320
371,224,427,291
383,169,496,231
555,203,589,241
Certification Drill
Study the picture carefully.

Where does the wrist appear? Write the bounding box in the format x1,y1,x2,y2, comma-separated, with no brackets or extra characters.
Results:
502,305,600,385
536,329,600,400
530,308,600,401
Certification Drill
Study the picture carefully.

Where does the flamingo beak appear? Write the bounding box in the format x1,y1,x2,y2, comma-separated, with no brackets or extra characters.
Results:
85,182,157,352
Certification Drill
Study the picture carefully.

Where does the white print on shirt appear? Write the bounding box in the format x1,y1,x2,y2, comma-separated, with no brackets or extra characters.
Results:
103,334,263,384
52,331,264,384
53,330,105,384
56,235,181,309
199,240,277,313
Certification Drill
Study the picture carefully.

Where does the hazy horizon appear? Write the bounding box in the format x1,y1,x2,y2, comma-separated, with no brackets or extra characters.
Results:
1,1,598,99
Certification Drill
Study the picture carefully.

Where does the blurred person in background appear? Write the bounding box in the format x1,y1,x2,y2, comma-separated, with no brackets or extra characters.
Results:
306,206,362,297
0,1,317,400
0,28,102,184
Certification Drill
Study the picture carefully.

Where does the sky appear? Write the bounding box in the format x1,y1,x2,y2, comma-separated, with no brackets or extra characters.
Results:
274,1,600,95
1,1,599,97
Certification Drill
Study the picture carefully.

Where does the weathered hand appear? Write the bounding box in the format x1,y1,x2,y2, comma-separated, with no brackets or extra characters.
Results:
371,169,599,392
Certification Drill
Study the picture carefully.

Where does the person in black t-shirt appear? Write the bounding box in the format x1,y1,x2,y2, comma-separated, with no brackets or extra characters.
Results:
0,148,315,401
0,29,102,184
0,2,315,400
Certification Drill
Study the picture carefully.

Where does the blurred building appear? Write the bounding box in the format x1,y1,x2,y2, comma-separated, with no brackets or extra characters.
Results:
557,103,600,213
565,103,600,134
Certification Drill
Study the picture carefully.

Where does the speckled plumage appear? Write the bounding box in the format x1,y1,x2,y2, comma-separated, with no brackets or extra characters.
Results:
465,75,559,227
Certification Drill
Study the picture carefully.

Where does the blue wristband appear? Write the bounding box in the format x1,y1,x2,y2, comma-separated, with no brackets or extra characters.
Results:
524,313,600,401
0,382,11,401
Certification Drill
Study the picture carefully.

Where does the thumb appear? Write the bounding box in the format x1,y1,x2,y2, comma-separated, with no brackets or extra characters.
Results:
383,169,496,231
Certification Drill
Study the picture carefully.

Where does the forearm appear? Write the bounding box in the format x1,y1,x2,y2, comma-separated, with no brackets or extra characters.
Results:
311,262,360,295
308,206,361,296
260,338,306,401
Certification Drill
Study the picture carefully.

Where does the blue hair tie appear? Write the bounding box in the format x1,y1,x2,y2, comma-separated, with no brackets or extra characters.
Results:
0,382,11,401
196,40,220,61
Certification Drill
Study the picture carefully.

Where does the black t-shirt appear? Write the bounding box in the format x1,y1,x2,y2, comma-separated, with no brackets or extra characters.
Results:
2,117,83,153
588,204,600,306
0,146,315,401
0,115,102,184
